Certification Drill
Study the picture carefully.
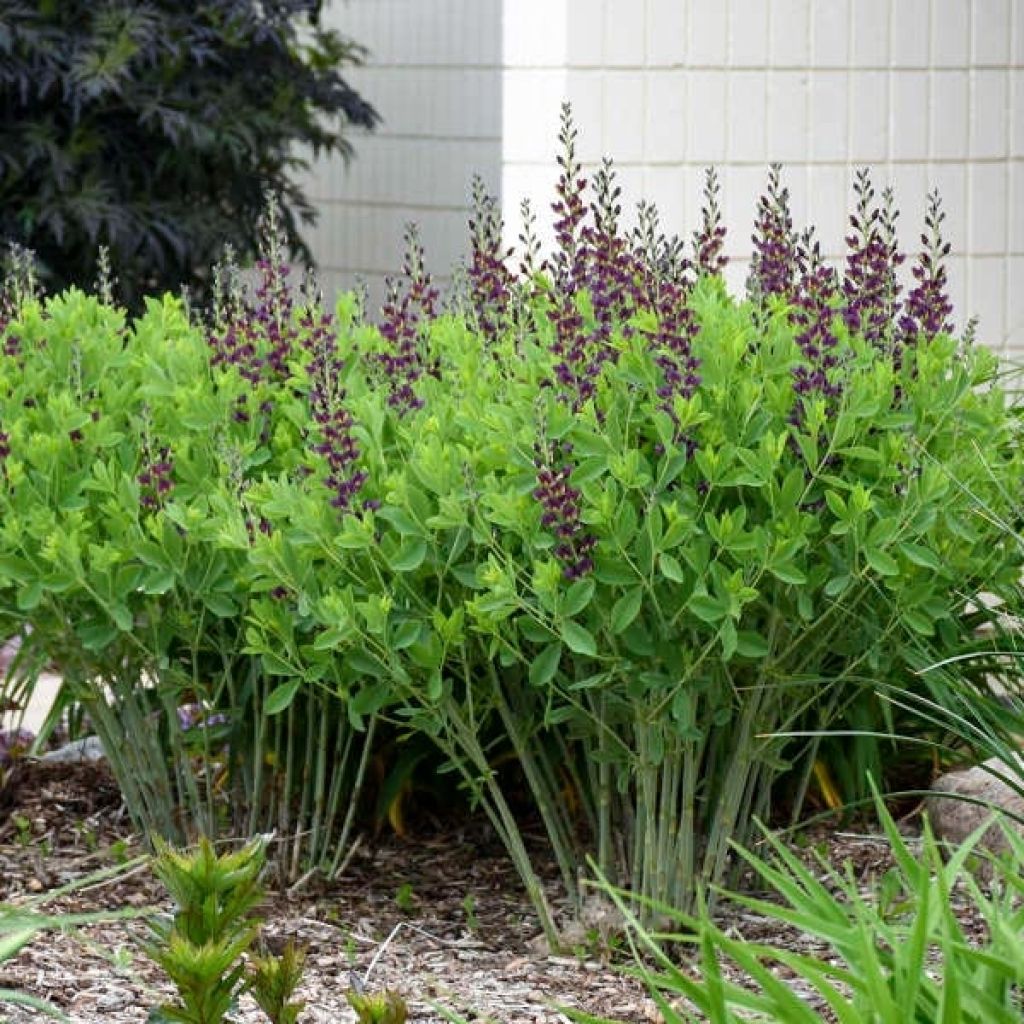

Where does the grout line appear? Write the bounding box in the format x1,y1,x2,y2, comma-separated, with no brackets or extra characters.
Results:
964,0,975,327
356,61,1018,73
1003,0,1017,353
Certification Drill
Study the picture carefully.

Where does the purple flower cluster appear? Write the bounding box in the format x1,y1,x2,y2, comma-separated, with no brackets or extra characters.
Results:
842,170,904,348
467,176,514,337
650,281,701,429
378,225,439,414
692,167,728,277
176,702,229,732
207,208,301,437
899,189,953,344
139,443,174,510
748,165,798,303
533,440,596,581
584,159,643,332
550,159,642,410
303,307,367,512
550,102,589,294
791,230,842,402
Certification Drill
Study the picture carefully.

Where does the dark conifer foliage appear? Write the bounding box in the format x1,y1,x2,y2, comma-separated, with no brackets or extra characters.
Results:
0,0,378,309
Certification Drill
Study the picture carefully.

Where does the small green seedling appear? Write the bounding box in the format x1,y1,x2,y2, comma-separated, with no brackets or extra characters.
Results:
143,834,308,1024
345,974,408,1024
248,940,306,1024
394,883,416,914
460,893,479,932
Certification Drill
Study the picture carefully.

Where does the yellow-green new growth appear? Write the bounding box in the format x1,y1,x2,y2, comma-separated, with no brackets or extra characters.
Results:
345,986,409,1024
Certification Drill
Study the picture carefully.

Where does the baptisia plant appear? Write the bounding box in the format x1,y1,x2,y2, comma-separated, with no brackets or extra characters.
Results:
0,108,1019,947
240,109,1020,941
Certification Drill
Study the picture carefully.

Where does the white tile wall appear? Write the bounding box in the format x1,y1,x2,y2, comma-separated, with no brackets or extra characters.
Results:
646,0,687,67
812,1,851,68
605,0,646,67
308,0,1024,354
932,0,972,67
852,0,890,67
974,0,1011,66
891,0,930,67
770,0,810,68
644,71,688,163
729,0,770,67
890,72,930,160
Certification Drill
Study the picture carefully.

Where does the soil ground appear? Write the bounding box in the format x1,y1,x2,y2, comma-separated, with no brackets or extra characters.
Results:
0,760,968,1024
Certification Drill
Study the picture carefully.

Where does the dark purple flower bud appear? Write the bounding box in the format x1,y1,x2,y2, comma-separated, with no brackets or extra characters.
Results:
692,167,728,277
467,176,514,338
749,164,798,304
842,171,905,349
139,443,174,510
899,189,953,347
533,439,596,581
376,225,438,415
550,103,589,294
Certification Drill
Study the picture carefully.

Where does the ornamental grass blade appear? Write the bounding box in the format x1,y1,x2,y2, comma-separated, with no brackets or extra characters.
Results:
0,987,71,1021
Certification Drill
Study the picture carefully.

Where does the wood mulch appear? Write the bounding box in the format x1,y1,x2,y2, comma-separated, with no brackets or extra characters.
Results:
0,759,983,1023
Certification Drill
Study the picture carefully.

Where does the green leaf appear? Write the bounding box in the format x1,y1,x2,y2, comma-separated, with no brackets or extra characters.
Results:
769,561,807,585
824,490,847,519
719,620,737,660
110,604,133,631
562,578,595,617
864,546,899,576
560,621,597,657
389,537,427,573
900,607,935,636
529,642,562,686
610,588,643,634
390,619,421,650
824,575,851,598
264,679,300,714
261,651,296,676
689,593,729,624
658,553,686,583
897,541,942,570
202,592,238,617
735,630,770,658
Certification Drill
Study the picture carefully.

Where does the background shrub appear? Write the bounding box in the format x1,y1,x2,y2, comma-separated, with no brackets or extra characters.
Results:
0,0,378,310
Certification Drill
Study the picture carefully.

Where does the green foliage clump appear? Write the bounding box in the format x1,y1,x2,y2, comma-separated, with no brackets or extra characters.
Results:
0,110,1020,947
572,791,1024,1024
0,0,378,309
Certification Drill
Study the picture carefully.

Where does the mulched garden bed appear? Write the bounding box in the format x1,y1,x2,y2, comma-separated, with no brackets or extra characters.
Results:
0,759,982,1023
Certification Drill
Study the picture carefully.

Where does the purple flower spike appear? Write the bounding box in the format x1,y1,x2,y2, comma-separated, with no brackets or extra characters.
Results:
842,171,904,349
899,189,954,346
791,229,842,410
749,164,798,304
139,443,174,510
533,440,596,581
550,103,589,294
377,225,438,415
467,176,514,338
693,167,728,277
302,305,367,514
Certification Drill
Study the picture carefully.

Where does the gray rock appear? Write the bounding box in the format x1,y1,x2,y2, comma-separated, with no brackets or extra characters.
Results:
39,735,106,763
926,754,1024,855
